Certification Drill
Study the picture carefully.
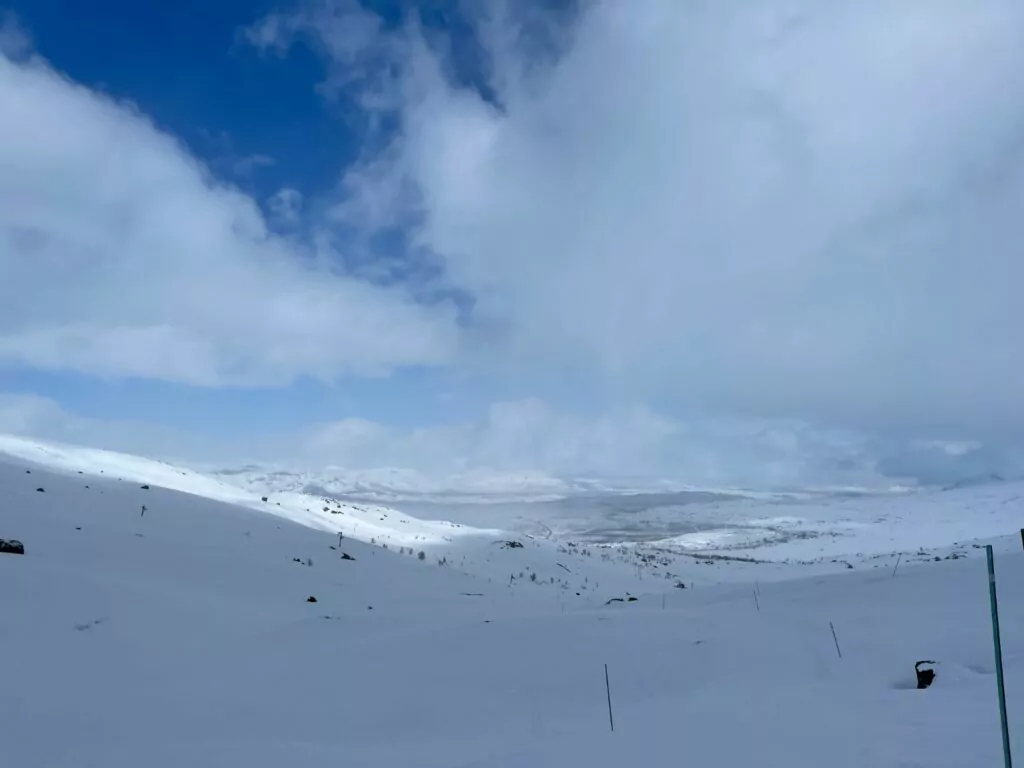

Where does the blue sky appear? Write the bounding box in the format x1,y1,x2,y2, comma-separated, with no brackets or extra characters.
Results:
2,0,1024,487
7,0,348,198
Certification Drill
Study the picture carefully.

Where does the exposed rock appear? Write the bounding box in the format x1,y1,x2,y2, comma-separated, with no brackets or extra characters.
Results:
916,660,937,689
0,539,25,555
605,595,639,605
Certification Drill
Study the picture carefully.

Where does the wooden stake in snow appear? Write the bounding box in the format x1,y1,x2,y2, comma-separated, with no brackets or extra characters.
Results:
604,663,615,732
892,553,903,578
830,621,843,659
753,587,761,612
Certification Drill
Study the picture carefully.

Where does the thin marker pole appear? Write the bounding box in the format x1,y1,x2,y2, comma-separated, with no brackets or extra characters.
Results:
829,621,842,659
892,553,903,578
604,663,615,732
987,545,1013,768
753,587,760,612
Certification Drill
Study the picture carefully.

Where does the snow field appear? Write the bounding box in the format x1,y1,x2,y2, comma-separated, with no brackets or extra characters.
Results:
2,440,1023,766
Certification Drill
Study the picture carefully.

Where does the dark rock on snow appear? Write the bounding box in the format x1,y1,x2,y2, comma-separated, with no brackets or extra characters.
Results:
0,539,25,555
916,661,937,689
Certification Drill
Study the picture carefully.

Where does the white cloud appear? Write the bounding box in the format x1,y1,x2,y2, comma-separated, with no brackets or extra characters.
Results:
0,392,222,460
0,50,457,386
267,187,303,227
5,390,1018,488
279,0,1024,438
0,392,864,487
232,153,276,177
0,11,30,61
300,398,878,489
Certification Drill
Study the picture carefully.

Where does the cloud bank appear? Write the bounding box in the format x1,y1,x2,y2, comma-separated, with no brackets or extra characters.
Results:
264,0,1024,440
0,43,457,386
4,391,1016,490
4,2,1024,488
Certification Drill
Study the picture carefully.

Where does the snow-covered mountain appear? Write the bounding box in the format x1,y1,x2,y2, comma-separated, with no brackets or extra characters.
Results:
209,463,583,502
205,462,741,503
2,434,1023,766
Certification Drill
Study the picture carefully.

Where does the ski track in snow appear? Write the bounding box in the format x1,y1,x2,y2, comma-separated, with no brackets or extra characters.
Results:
1,433,1023,767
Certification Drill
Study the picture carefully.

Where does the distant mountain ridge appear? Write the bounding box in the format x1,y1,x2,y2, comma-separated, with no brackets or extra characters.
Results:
207,464,715,503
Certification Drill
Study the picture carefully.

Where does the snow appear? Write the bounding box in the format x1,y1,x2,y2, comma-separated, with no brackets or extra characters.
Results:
206,461,769,503
2,434,1024,766
0,434,496,547
209,463,598,503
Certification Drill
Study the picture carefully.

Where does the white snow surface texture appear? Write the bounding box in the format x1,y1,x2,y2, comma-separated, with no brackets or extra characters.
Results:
2,433,1024,767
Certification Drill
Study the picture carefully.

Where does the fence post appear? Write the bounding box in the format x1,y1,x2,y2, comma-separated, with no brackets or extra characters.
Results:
604,663,615,732
829,621,842,659
987,545,1013,768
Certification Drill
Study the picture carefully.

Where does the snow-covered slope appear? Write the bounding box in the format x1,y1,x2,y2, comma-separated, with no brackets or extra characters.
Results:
209,463,581,502
621,480,1024,564
2,436,1024,766
0,434,494,547
206,462,736,503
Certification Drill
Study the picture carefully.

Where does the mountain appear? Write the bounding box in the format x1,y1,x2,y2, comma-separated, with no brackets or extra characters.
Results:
1,434,1021,766
206,462,757,505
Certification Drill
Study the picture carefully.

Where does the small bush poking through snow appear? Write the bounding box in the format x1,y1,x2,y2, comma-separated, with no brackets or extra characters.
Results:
418,551,426,561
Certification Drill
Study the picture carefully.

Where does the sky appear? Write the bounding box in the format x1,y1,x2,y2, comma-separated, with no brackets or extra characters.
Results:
2,0,1024,489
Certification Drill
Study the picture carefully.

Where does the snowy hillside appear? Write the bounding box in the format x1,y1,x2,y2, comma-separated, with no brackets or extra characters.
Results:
207,462,700,503
2,435,1024,766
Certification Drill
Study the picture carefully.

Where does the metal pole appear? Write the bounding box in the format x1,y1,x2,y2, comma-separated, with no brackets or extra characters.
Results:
987,545,1013,768
604,663,615,732
829,621,842,659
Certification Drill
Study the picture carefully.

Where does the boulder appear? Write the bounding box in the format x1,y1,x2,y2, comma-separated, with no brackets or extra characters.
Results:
916,660,937,689
0,539,25,555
